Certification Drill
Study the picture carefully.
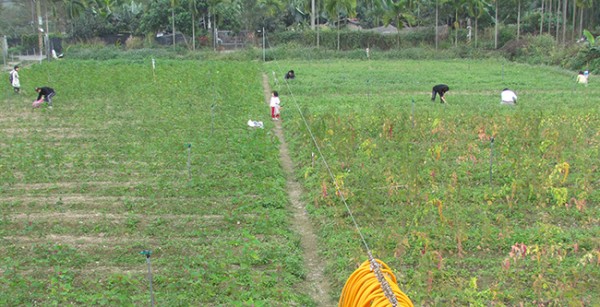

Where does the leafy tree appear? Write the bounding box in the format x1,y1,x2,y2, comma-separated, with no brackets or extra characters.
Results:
493,0,498,48
356,0,380,28
112,0,144,34
561,0,567,44
575,0,592,38
577,28,600,68
0,1,35,37
241,0,285,33
448,0,467,46
71,9,117,38
516,0,522,40
382,0,416,48
466,0,491,47
139,0,170,36
62,0,87,35
325,0,357,50
283,0,309,29
433,0,451,50
87,0,119,20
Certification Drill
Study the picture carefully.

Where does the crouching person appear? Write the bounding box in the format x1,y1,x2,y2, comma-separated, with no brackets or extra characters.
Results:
34,87,56,109
500,88,517,105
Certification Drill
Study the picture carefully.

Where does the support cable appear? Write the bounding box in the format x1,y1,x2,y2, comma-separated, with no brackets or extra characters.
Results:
263,34,412,306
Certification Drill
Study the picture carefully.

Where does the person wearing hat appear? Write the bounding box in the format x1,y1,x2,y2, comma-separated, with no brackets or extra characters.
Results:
34,86,56,109
9,65,20,93
501,88,518,105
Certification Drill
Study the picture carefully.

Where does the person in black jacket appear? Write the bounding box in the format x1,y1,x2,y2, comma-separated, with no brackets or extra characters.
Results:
284,70,295,80
35,87,56,108
431,84,449,104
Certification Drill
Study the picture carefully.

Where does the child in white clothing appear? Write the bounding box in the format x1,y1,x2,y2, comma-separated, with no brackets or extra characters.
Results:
270,91,281,120
9,65,20,93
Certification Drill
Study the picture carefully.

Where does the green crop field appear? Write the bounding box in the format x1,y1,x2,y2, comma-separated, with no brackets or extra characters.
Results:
1,60,311,305
268,59,600,305
1,57,599,306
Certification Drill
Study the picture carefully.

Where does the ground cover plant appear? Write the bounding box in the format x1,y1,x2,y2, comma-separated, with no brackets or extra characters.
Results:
0,60,312,305
0,56,598,306
266,59,599,305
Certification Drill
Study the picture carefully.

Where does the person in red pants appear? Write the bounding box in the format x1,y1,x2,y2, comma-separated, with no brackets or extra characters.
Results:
270,91,281,120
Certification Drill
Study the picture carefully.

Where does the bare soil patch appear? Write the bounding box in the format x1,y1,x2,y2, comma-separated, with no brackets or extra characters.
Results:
1,127,88,139
6,181,141,190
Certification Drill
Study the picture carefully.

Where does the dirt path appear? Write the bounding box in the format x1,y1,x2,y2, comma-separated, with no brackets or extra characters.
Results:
262,74,333,306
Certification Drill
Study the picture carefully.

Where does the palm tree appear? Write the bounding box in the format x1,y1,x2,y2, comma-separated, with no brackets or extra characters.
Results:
382,0,416,49
576,0,593,39
547,0,552,34
539,0,544,34
562,0,567,44
433,0,440,50
88,0,120,19
449,0,467,46
44,0,86,34
493,0,497,49
466,0,489,47
515,0,521,40
190,0,197,50
171,0,178,45
325,0,356,50
572,0,576,39
364,0,385,27
554,0,560,42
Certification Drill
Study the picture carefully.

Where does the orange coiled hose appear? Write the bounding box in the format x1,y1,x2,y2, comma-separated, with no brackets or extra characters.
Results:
339,259,414,307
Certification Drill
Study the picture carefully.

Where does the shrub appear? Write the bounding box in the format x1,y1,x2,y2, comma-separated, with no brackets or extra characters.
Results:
125,36,144,50
506,34,556,65
270,28,446,51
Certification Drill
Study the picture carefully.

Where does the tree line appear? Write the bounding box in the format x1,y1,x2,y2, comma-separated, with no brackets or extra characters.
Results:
1,0,599,48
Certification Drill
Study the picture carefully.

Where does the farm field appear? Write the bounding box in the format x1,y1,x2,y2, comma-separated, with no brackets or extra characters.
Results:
0,57,598,306
266,59,600,305
0,60,312,305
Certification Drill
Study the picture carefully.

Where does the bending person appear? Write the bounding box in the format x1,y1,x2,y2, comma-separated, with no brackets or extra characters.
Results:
35,87,57,108
431,84,449,104
501,88,518,105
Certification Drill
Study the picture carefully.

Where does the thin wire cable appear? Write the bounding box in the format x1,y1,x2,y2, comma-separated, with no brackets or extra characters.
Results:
264,35,409,306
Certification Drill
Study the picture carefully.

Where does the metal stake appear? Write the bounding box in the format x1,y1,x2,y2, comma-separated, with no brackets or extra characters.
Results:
186,143,192,179
140,250,155,307
489,137,494,186
411,98,415,128
152,58,156,82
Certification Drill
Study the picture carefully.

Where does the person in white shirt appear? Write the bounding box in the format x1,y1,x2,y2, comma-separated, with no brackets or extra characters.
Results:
269,91,281,120
9,65,20,93
501,88,517,105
